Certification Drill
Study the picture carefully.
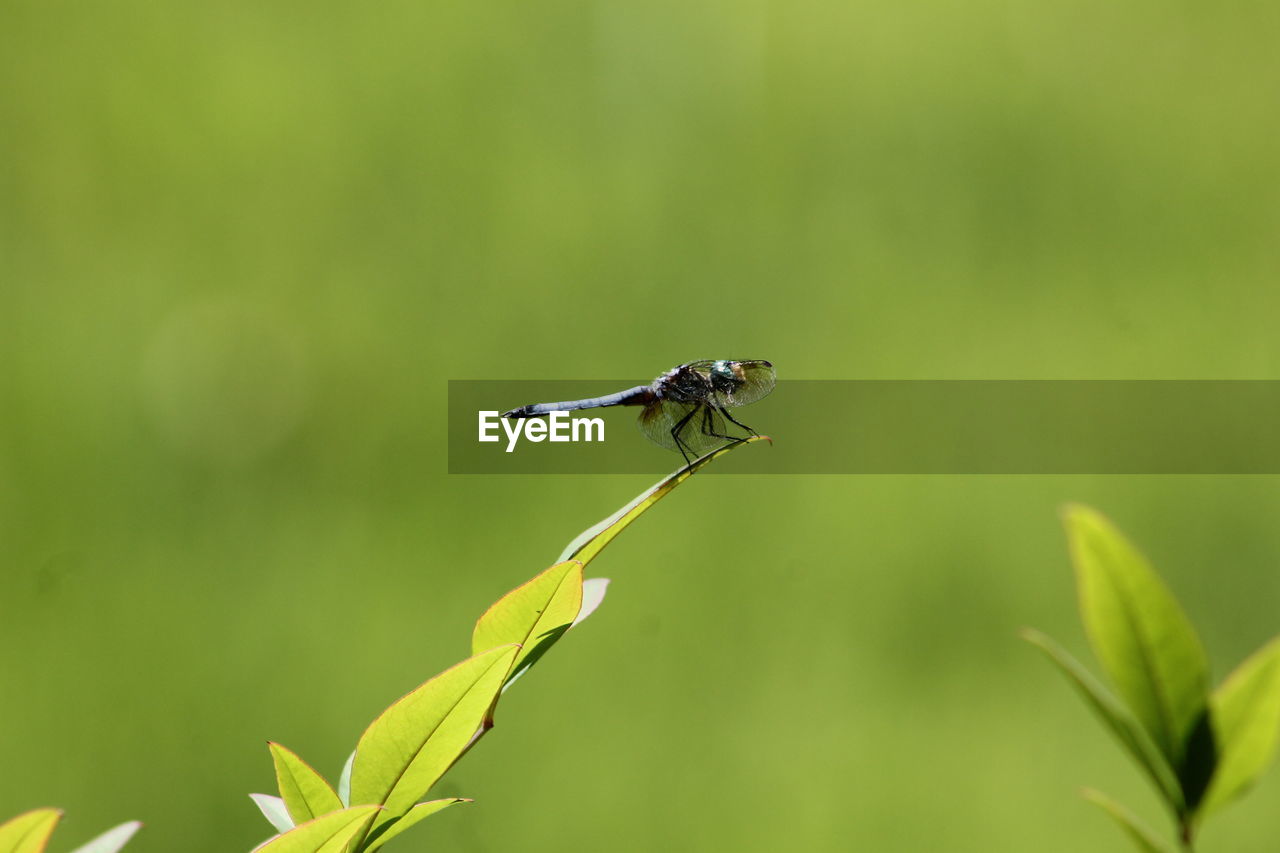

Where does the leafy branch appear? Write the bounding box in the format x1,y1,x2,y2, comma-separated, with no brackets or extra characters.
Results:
0,809,140,853
247,437,769,851
1024,505,1280,852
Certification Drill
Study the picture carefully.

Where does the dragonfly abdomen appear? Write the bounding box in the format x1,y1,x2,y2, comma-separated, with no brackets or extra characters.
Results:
503,385,654,418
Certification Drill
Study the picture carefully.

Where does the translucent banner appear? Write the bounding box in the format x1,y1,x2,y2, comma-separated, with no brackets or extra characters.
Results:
448,380,1280,474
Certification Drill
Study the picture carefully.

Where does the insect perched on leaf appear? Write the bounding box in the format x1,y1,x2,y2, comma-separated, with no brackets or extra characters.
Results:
503,360,776,465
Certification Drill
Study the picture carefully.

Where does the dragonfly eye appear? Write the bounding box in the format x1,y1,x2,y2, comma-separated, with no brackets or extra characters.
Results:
710,360,735,380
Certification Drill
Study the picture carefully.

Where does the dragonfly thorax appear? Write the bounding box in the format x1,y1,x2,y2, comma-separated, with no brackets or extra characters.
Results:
654,365,716,403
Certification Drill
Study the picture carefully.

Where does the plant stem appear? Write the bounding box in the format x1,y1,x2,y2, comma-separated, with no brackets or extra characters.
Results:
1179,818,1195,852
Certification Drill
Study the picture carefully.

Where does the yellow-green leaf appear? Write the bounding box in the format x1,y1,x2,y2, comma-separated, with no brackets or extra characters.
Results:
557,436,769,568
361,799,470,852
1064,505,1210,773
269,742,344,826
0,810,60,853
253,805,381,853
1199,636,1280,816
350,645,518,832
472,560,583,686
1082,789,1177,853
1022,629,1183,811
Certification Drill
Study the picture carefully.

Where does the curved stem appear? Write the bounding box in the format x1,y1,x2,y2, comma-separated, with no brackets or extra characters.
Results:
1179,818,1195,852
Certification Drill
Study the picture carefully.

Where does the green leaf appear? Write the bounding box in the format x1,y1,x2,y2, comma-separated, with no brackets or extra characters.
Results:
0,809,61,853
350,644,518,834
557,436,770,568
65,822,142,853
1021,629,1183,811
472,560,583,687
361,799,470,852
1064,505,1211,774
250,794,295,834
269,742,344,825
1082,789,1177,853
253,806,381,853
1199,636,1280,816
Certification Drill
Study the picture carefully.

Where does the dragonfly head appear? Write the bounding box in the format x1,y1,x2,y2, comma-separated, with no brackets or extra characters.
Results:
710,360,745,388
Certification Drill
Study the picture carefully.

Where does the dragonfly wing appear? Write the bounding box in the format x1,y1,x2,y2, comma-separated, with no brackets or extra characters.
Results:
712,360,776,408
638,401,736,456
637,400,688,452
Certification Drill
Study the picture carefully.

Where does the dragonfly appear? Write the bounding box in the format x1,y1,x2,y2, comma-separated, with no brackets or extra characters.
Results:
502,359,776,465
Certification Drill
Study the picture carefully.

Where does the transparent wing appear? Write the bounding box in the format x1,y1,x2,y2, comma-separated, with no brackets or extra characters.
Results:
711,360,776,408
638,401,742,457
637,400,690,453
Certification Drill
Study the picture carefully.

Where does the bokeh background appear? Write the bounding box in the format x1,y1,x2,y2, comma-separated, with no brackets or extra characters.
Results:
3,1,1280,850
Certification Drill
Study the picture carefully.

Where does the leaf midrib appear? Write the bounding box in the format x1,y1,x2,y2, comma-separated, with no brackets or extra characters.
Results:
1104,546,1180,760
374,651,509,811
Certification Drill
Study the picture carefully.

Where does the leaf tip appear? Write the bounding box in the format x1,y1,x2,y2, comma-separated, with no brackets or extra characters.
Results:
1059,501,1102,528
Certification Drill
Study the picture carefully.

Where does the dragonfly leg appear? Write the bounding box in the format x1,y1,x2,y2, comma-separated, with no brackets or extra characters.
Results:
696,406,751,457
670,407,698,468
700,406,732,443
720,408,757,437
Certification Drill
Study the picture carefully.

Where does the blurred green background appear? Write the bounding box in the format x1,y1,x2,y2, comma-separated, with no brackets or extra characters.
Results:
3,0,1280,850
